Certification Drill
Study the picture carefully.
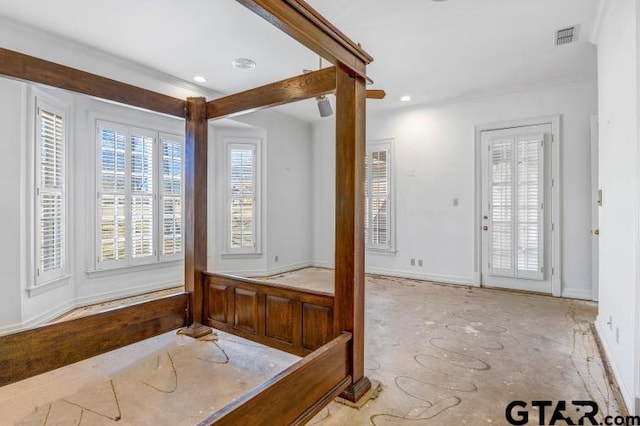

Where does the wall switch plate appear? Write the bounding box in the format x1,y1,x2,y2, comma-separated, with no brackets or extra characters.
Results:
410,258,416,266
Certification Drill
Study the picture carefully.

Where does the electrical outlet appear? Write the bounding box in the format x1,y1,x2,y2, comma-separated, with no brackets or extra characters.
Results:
410,258,416,266
274,255,279,262
453,198,459,207
418,259,423,267
616,327,619,344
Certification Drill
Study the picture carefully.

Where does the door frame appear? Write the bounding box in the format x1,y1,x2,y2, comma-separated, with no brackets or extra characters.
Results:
590,114,599,301
474,115,561,296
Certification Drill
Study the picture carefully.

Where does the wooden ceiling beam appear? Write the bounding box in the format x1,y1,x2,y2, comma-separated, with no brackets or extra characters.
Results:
0,48,187,118
236,0,372,79
206,66,336,119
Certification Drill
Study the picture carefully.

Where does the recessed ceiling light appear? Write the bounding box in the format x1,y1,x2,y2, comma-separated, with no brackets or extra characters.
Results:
193,76,207,83
232,58,256,70
400,95,412,102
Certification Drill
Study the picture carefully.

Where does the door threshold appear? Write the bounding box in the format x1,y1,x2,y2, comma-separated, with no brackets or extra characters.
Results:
481,284,552,297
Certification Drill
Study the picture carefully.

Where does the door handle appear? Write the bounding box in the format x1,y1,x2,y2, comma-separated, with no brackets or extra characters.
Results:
594,229,600,235
483,226,489,231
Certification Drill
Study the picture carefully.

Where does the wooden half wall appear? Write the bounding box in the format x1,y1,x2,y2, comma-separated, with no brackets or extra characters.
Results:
203,273,335,356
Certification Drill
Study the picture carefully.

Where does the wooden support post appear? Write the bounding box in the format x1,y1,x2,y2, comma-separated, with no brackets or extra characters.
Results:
333,66,371,402
182,97,212,338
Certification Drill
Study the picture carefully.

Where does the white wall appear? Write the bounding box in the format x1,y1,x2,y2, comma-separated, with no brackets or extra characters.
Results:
0,78,27,331
312,77,597,298
594,0,639,413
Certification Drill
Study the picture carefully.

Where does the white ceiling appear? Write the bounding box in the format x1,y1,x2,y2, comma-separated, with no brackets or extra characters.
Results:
0,0,599,122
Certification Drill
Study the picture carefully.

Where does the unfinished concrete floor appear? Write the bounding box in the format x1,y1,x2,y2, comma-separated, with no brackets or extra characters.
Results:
0,268,623,425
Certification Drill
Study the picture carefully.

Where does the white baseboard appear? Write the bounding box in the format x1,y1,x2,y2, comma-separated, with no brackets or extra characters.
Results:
0,299,75,337
220,261,313,278
0,280,184,337
310,261,475,286
311,261,334,269
74,279,182,309
22,300,76,328
0,322,26,337
595,319,635,412
365,266,475,286
561,288,594,301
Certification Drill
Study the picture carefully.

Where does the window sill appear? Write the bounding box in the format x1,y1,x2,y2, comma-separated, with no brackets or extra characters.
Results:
86,259,183,278
27,274,72,297
366,248,397,256
220,252,263,260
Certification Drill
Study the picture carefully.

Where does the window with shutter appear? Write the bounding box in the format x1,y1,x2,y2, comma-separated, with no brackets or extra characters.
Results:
36,101,66,285
489,134,544,279
225,139,260,254
96,121,183,269
365,139,394,252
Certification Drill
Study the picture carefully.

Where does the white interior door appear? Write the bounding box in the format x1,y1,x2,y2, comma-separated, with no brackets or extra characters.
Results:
481,124,552,293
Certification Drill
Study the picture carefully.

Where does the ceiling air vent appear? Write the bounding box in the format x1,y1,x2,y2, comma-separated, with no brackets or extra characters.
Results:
555,26,578,46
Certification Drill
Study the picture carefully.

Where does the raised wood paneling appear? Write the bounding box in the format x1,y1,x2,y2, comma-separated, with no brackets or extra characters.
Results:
234,288,259,334
265,295,294,343
206,67,336,120
0,293,187,387
302,303,333,351
0,48,186,118
204,273,334,356
197,332,352,426
208,284,229,324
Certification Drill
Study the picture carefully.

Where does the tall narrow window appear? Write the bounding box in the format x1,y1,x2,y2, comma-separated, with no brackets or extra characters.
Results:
161,134,183,259
36,101,66,284
365,139,394,251
225,139,260,254
98,123,127,266
97,121,183,270
489,134,544,279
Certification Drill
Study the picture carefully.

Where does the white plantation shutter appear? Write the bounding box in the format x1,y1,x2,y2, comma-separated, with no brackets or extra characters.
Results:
98,123,127,265
489,138,514,276
36,103,65,284
130,132,155,260
228,144,256,251
516,135,544,279
161,135,183,258
489,134,544,279
365,141,392,250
